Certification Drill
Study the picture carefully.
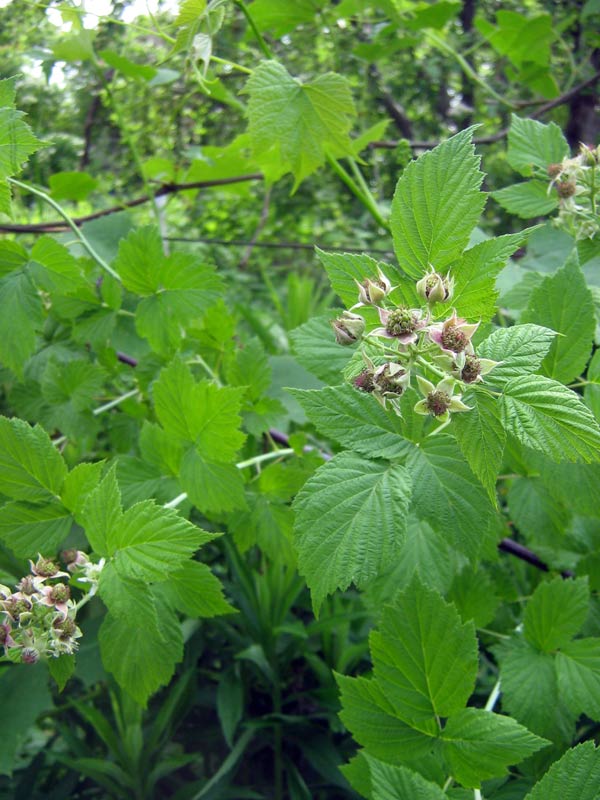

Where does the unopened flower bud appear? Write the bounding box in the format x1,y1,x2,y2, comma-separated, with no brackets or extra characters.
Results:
355,268,392,305
416,269,453,305
21,647,40,664
30,556,60,578
547,163,563,178
372,362,410,404
579,144,598,167
331,311,365,345
556,180,576,199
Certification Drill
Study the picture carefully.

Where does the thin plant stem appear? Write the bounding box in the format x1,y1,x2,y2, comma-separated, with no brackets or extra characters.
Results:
211,55,252,74
442,776,453,791
163,450,298,509
8,179,120,281
93,388,140,416
484,679,502,712
326,154,390,230
474,790,483,800
234,0,274,59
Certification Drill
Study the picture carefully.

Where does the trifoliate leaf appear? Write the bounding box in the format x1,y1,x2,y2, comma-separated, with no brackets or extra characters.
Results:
114,227,223,354
477,324,557,386
0,416,67,502
524,742,600,800
524,576,589,652
335,673,436,764
390,128,485,279
153,357,246,460
522,255,595,384
370,579,477,726
293,451,412,613
245,60,356,189
441,708,549,788
453,390,505,502
291,385,413,460
500,375,600,462
406,435,496,561
0,500,72,557
556,638,600,720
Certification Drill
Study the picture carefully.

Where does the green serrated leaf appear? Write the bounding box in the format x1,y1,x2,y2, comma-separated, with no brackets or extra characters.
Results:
293,451,412,612
48,655,76,692
61,462,105,518
160,559,234,617
371,579,478,725
0,270,43,376
291,385,413,459
153,358,246,460
477,324,558,386
452,390,505,501
29,236,85,294
507,116,569,177
245,60,356,189
0,106,43,179
524,742,600,800
108,500,217,581
441,707,548,788
290,313,355,383
80,464,122,556
0,500,72,557
495,638,576,742
447,566,499,627
0,416,67,502
522,256,595,384
99,587,182,706
180,448,247,514
336,673,436,765
390,128,485,278
492,181,558,219
555,638,600,720
365,754,448,800
500,375,600,462
441,232,532,322
406,436,496,561
524,576,589,652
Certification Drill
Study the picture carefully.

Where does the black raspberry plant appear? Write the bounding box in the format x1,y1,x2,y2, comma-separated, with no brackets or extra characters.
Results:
332,268,498,427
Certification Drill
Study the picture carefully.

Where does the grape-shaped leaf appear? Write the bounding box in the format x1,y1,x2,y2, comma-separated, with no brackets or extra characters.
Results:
245,60,356,189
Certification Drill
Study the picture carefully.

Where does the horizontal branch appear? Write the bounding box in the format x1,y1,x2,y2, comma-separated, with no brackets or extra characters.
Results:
370,70,600,151
0,173,264,233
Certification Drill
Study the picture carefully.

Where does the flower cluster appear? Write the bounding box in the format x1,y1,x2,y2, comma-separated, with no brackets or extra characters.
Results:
548,143,600,241
0,551,103,664
330,267,498,428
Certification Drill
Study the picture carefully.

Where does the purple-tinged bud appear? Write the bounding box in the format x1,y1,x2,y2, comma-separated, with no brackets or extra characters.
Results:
331,311,365,345
353,368,375,393
17,576,36,595
21,647,40,664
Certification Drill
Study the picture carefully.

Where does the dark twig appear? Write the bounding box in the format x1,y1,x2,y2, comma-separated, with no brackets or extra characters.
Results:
499,538,573,578
370,71,600,150
0,173,264,233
